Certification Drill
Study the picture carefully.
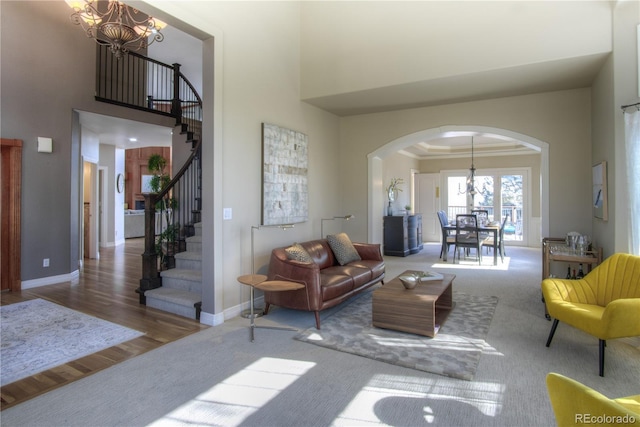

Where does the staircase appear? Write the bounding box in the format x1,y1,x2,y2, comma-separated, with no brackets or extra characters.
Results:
145,222,202,319
136,118,203,319
93,45,205,320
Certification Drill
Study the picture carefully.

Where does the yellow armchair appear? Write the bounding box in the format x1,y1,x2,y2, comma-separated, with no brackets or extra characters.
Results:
541,253,640,376
546,373,640,426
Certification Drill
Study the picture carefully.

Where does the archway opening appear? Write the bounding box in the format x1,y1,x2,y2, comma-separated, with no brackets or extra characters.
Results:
367,125,549,247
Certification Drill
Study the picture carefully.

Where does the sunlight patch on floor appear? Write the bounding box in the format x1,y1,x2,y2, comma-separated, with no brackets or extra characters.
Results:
368,333,504,357
148,357,315,426
431,257,511,270
305,332,325,341
368,333,487,352
332,373,505,426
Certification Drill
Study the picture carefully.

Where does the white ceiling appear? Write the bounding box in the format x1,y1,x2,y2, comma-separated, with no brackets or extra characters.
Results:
399,132,540,160
78,111,172,149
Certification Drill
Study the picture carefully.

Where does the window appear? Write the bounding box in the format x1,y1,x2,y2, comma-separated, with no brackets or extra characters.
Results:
445,168,530,246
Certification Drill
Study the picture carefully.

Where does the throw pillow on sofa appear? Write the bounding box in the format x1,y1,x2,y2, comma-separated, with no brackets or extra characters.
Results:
327,233,361,265
285,243,313,263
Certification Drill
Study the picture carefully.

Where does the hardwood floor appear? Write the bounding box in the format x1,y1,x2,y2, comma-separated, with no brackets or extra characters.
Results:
0,238,208,410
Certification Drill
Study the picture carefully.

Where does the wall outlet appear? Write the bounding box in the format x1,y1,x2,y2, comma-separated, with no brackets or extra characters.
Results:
43,258,50,267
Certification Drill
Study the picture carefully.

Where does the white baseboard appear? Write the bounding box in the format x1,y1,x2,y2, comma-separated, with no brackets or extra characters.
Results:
199,311,224,326
100,239,125,248
22,270,80,290
199,296,265,326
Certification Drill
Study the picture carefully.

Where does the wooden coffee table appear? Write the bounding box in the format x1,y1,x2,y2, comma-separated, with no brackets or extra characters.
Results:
372,270,456,337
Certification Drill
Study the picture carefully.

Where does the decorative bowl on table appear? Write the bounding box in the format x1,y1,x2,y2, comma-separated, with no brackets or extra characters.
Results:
399,274,419,289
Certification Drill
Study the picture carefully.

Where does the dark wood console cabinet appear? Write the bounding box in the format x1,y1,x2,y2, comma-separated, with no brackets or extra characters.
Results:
384,214,422,256
408,214,423,254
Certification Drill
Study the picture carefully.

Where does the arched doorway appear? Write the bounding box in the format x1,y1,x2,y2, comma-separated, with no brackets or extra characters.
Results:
367,125,549,246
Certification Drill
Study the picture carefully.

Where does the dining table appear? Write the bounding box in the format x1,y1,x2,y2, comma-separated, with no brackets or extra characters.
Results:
442,222,501,265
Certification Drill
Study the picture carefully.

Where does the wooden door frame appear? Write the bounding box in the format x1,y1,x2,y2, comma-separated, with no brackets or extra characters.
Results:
1,138,22,292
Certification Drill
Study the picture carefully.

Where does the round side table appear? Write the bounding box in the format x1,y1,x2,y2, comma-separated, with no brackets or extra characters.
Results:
237,274,266,341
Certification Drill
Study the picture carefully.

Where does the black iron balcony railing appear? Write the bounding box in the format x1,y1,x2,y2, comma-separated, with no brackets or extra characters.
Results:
95,45,202,144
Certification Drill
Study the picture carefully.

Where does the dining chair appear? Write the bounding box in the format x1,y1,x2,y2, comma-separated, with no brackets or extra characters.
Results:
437,210,455,260
440,210,453,226
454,214,485,265
471,209,490,225
471,209,491,239
485,214,508,262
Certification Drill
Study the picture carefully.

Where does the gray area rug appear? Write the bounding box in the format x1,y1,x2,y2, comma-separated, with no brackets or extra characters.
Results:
294,290,498,380
1,299,144,386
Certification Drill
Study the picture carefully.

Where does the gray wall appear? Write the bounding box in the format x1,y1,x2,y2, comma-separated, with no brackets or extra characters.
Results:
1,1,175,282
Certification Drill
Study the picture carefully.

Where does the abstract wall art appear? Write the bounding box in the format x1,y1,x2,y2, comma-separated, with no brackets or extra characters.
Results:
592,160,608,221
261,123,308,225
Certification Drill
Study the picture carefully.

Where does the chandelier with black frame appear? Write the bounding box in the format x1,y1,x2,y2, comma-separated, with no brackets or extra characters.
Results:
458,136,481,207
65,0,166,59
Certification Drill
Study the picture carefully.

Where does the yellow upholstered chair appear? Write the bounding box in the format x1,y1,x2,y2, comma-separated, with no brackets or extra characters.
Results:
546,373,640,426
541,253,640,376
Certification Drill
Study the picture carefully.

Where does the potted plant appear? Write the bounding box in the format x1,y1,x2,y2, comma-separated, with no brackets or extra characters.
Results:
386,178,403,215
148,154,170,194
147,154,179,268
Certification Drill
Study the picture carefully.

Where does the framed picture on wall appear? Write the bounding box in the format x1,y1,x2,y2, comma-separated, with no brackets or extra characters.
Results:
261,123,308,225
592,161,608,221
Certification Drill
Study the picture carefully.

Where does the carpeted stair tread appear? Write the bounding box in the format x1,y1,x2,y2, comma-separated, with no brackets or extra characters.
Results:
174,251,202,261
150,220,202,319
160,268,201,281
145,287,201,306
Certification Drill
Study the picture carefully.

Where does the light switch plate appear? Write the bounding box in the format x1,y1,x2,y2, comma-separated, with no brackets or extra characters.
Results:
223,208,232,220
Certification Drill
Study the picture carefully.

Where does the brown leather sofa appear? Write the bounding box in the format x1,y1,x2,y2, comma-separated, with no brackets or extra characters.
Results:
264,238,385,329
